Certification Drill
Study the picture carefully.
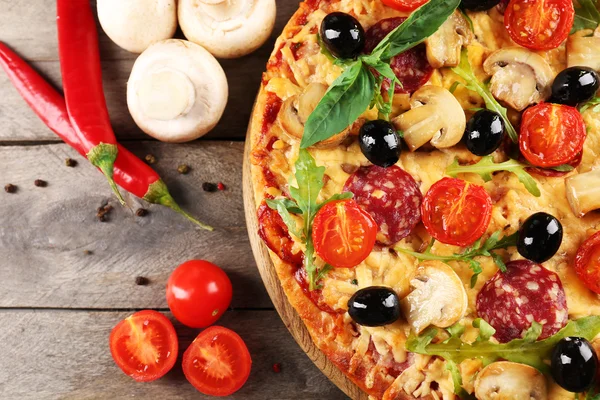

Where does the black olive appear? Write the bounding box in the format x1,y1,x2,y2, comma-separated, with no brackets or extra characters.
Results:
348,286,401,327
359,120,401,168
460,0,501,11
551,337,598,392
550,67,600,106
517,212,563,263
464,110,505,156
320,12,365,60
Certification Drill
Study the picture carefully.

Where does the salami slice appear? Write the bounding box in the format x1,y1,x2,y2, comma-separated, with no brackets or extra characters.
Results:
364,17,433,94
476,260,568,343
343,165,422,245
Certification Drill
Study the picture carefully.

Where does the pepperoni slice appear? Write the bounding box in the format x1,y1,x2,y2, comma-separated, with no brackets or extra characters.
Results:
257,202,303,266
343,165,423,245
364,17,433,94
476,260,568,343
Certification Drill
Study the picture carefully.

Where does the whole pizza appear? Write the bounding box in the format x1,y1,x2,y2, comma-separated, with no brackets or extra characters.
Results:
248,0,600,398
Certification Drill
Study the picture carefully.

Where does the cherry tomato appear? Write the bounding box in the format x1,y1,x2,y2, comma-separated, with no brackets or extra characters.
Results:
422,178,492,247
520,103,586,168
109,310,178,382
381,0,428,11
312,199,377,268
257,202,303,266
575,231,600,294
166,260,232,328
183,326,252,397
504,0,574,50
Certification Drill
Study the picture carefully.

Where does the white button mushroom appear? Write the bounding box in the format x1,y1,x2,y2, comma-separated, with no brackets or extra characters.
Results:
483,47,554,112
567,31,600,71
178,0,277,59
400,261,468,334
425,10,474,69
392,85,466,152
97,0,177,54
566,169,600,217
474,362,548,400
127,39,228,143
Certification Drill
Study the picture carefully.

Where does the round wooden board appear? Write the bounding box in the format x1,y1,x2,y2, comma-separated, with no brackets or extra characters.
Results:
243,125,368,400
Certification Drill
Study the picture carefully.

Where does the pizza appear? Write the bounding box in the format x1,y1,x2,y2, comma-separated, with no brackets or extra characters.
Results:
248,0,600,398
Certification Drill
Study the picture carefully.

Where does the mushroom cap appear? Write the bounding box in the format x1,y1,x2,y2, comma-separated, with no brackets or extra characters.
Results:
97,0,177,54
474,362,548,400
127,39,228,143
178,0,277,59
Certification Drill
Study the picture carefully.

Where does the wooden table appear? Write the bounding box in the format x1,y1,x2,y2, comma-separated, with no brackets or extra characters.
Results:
0,1,347,398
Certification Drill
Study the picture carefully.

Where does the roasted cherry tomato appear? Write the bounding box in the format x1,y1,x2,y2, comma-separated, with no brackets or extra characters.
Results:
519,103,586,168
504,0,574,50
109,310,178,382
257,202,303,266
382,0,428,11
166,260,232,328
312,199,377,268
422,178,492,247
574,231,600,294
183,326,252,397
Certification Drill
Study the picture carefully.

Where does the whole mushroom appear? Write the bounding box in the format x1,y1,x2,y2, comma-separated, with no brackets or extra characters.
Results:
474,362,547,400
178,0,277,59
127,39,228,143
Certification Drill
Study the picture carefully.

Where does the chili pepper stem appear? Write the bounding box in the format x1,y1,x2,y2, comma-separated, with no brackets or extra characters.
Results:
87,143,125,205
144,180,214,231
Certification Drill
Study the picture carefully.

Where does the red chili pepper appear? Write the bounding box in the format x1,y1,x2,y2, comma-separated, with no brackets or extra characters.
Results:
56,0,123,202
0,42,213,231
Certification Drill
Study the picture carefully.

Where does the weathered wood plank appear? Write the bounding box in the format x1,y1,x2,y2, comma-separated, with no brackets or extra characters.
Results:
0,310,347,399
0,141,272,309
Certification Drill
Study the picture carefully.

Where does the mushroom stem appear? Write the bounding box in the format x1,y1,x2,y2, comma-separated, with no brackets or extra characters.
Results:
566,169,600,217
395,107,444,151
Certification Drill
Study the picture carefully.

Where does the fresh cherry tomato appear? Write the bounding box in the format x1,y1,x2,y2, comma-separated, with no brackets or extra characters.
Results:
183,326,252,397
504,0,574,50
519,103,586,168
575,231,600,294
312,199,377,268
381,0,428,11
109,310,178,382
166,260,232,328
422,178,492,247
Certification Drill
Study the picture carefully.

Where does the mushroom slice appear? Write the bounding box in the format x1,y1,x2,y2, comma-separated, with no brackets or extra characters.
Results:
178,0,277,59
127,39,228,143
392,86,465,152
567,33,600,70
483,47,554,111
474,362,548,400
400,261,468,333
97,0,177,53
425,10,474,69
566,169,600,217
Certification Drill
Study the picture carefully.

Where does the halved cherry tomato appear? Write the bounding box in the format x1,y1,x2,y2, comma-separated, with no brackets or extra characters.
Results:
575,231,600,294
166,260,232,328
422,178,492,247
504,0,574,50
520,103,586,168
312,199,378,268
183,326,252,396
109,310,178,382
381,0,428,11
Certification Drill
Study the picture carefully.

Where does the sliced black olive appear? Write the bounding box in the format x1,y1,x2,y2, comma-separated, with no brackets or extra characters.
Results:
551,337,598,392
464,110,505,156
348,286,401,327
517,212,563,263
550,67,600,107
359,120,401,168
320,12,365,60
460,0,501,11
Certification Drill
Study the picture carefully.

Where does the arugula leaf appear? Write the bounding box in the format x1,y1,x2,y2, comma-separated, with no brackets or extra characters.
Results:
473,318,496,342
581,96,600,113
316,192,353,213
451,49,518,143
572,0,600,34
266,198,303,238
447,156,541,197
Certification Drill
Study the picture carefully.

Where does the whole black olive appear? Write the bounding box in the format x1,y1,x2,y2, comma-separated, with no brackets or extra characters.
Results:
348,286,401,327
320,12,365,60
517,212,563,263
359,120,401,168
464,110,506,156
551,337,598,392
460,0,501,11
550,67,600,106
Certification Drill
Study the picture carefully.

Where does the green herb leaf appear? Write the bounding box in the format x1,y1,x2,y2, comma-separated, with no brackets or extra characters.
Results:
316,192,353,213
473,318,496,342
446,323,466,340
266,199,303,238
447,156,541,197
445,360,464,396
572,0,600,34
459,8,475,33
266,198,302,214
581,96,600,113
452,49,518,143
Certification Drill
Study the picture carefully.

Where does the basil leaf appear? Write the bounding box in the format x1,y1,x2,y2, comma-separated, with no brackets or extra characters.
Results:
572,0,600,33
301,61,374,148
